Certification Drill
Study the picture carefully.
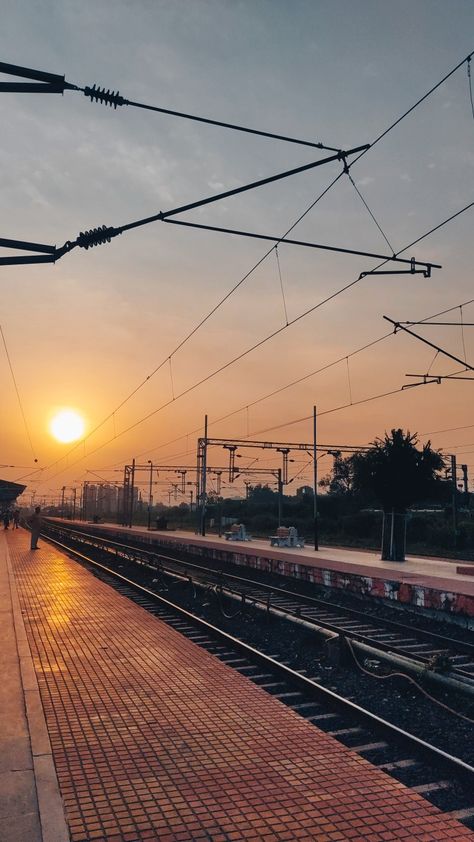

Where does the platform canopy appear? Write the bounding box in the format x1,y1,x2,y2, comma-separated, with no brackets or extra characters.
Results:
0,479,26,505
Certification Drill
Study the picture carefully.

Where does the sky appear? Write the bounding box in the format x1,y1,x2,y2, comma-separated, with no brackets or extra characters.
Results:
1,0,474,505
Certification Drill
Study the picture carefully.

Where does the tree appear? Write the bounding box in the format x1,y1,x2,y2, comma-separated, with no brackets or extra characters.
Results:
319,453,356,497
351,429,445,560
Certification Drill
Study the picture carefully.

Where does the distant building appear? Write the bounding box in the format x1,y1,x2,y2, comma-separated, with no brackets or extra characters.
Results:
83,483,120,519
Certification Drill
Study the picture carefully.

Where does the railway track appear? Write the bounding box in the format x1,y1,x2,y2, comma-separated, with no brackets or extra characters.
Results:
44,521,474,680
41,523,474,827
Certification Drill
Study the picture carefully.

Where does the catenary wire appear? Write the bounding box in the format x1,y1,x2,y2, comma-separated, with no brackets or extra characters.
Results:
20,200,474,485
345,170,394,253
16,56,474,483
112,299,474,464
24,51,474,476
1,324,37,463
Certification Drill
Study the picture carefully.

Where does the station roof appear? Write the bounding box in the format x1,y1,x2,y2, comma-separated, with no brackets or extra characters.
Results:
0,479,26,505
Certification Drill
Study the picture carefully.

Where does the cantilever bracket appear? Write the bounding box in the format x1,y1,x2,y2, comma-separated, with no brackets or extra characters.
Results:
359,258,432,280
402,373,442,389
0,61,78,94
0,236,57,266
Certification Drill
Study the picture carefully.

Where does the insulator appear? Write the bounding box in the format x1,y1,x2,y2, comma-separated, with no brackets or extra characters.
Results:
84,84,124,109
77,225,116,250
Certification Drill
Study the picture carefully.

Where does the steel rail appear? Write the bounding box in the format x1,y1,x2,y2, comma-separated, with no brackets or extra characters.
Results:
40,527,474,787
45,521,474,665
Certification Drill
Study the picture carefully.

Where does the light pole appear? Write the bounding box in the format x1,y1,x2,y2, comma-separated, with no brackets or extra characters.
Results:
147,460,153,530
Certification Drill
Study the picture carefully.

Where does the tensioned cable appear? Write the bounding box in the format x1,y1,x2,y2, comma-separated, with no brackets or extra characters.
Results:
468,57,474,121
421,423,474,436
0,324,37,463
345,171,394,253
247,385,419,439
275,246,289,326
460,305,468,363
22,53,474,480
21,170,347,481
354,49,474,155
21,200,474,486
120,299,473,464
16,58,474,484
120,333,393,466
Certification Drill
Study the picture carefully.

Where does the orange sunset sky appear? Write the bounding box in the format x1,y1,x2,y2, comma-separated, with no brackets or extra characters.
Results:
1,1,474,505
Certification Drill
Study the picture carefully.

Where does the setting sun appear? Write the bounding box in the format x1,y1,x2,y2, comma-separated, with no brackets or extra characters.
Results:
50,410,85,444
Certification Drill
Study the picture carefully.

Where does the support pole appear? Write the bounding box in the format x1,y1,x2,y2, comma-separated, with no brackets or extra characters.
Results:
129,458,135,528
147,461,153,530
200,415,208,536
313,405,319,551
277,469,283,527
451,454,458,547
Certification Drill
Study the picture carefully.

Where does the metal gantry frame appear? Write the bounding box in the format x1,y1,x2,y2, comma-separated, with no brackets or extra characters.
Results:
196,412,370,546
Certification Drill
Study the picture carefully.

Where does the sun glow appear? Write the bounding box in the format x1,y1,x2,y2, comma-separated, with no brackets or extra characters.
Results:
50,410,85,444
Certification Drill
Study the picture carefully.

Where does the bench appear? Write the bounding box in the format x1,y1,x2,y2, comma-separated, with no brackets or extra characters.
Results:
270,525,304,548
224,523,251,542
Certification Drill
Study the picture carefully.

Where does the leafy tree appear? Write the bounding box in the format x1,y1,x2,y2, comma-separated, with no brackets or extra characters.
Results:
351,428,445,560
319,452,356,497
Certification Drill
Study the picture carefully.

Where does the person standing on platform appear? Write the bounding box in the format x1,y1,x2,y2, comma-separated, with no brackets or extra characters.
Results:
3,509,10,530
28,506,42,549
13,509,20,529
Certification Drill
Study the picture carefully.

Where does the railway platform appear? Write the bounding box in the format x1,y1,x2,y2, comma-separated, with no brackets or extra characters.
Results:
2,527,474,841
58,520,474,621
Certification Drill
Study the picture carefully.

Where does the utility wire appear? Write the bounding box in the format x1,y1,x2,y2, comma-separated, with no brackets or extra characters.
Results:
15,54,474,483
112,297,474,464
345,171,394,253
354,49,474,157
0,324,37,463
121,333,393,466
20,200,474,485
21,171,347,482
247,385,422,439
468,57,474,121
275,247,289,325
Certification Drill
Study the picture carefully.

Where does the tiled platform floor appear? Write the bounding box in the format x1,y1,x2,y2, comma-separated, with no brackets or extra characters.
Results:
7,528,474,841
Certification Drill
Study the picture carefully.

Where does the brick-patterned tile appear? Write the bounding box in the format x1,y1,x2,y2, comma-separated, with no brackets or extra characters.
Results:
8,529,474,842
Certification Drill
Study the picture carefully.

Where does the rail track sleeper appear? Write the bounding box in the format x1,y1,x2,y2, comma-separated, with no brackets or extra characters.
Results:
307,713,340,722
272,691,305,701
327,727,364,737
378,758,418,771
447,807,474,822
351,741,391,753
412,781,452,794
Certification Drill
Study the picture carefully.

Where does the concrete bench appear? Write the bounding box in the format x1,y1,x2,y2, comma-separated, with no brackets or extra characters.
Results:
270,526,304,549
224,523,251,541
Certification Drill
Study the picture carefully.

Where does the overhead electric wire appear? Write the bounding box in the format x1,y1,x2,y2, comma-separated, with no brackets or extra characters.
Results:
468,57,474,121
345,170,394,253
247,385,430,439
353,49,474,156
1,324,37,463
21,198,474,487
15,51,474,485
20,170,348,482
112,332,393,467
119,299,474,465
